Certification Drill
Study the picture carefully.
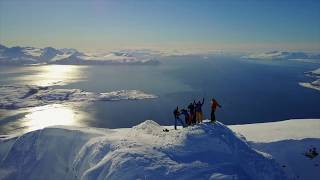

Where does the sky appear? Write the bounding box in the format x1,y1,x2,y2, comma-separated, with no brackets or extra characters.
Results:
0,0,320,52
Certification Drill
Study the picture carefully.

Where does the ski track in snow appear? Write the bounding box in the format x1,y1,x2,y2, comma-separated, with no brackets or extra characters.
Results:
0,120,287,180
0,85,157,109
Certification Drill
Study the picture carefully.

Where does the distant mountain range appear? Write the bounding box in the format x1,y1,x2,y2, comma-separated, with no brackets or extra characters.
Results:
0,44,160,65
242,51,320,62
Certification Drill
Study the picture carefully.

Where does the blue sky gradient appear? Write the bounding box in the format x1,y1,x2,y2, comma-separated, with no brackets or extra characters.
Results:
1,0,319,52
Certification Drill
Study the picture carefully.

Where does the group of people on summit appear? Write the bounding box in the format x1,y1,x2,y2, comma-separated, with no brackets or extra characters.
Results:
173,97,221,130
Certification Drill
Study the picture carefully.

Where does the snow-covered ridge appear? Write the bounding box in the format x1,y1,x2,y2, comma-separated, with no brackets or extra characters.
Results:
299,68,320,91
0,120,287,180
0,44,160,65
0,85,157,109
243,51,320,62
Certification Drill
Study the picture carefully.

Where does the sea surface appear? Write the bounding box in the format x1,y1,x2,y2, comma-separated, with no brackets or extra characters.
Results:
1,55,320,134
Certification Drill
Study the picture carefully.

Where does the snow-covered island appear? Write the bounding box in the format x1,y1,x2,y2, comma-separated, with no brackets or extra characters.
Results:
242,51,320,62
242,51,320,92
0,44,160,65
0,85,157,109
299,68,320,91
0,119,319,180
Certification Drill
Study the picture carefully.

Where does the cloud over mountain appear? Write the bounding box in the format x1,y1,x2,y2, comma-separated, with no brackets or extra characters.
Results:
0,44,159,65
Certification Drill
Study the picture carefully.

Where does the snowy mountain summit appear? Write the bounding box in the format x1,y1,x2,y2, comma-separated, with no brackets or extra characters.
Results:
0,120,287,180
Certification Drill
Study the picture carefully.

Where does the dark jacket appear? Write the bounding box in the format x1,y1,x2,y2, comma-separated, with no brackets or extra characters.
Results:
195,99,205,112
187,103,195,114
173,108,180,119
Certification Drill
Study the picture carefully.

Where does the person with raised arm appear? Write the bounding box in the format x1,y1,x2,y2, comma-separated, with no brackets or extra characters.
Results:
195,98,205,123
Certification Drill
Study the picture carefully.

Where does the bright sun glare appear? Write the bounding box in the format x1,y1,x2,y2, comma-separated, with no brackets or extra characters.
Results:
24,104,76,131
22,65,83,86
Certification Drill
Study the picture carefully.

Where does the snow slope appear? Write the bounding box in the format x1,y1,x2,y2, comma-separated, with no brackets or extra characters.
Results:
230,119,320,180
0,120,287,180
229,119,320,142
0,85,157,109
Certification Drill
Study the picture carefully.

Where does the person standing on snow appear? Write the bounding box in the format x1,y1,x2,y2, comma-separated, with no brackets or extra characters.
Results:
173,106,185,130
181,109,191,126
210,97,221,123
195,98,205,123
187,101,196,125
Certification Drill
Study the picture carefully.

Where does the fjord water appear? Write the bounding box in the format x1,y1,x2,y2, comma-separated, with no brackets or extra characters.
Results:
1,55,320,134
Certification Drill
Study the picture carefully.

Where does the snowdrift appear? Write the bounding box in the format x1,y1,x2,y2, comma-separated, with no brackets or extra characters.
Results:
0,120,287,180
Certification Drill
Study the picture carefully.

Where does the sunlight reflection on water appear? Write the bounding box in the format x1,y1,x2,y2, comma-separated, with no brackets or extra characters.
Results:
19,65,85,86
23,104,79,132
